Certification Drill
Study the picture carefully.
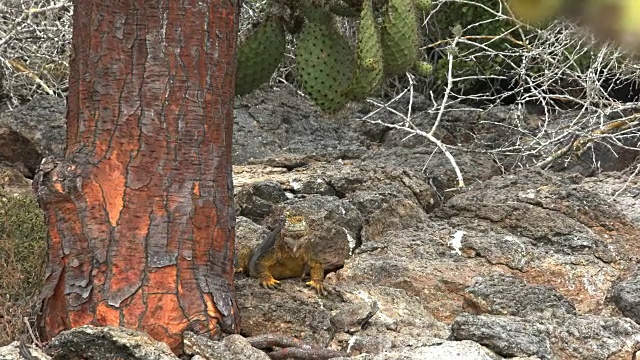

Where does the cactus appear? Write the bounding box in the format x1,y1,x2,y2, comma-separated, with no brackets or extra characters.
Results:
414,0,431,12
381,0,420,76
346,0,384,100
295,4,355,112
235,16,286,96
234,0,434,112
413,60,433,76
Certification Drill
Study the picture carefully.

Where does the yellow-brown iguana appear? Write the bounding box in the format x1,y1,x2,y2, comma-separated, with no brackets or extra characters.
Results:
235,212,326,295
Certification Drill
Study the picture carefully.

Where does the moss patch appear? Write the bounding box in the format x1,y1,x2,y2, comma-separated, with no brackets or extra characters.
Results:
0,191,46,346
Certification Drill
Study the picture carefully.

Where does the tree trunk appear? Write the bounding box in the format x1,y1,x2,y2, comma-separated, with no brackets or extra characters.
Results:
33,0,240,353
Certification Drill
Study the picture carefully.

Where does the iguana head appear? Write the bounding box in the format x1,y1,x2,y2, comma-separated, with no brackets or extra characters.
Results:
283,211,308,235
282,210,309,254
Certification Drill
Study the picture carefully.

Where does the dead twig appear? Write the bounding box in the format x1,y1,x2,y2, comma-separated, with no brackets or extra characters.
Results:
268,347,348,360
610,163,640,201
246,333,348,360
247,333,308,350
22,316,44,349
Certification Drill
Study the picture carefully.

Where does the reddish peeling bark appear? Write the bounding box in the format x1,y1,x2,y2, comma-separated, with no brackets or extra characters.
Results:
33,0,240,353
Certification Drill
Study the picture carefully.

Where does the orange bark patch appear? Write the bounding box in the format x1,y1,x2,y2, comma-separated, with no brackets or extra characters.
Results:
45,212,63,264
148,267,178,294
122,289,146,328
212,227,228,253
144,293,189,334
94,155,126,227
41,269,70,339
69,304,95,328
95,301,120,326
53,182,63,193
107,192,150,306
203,293,220,320
177,259,207,320
146,323,183,354
108,257,144,307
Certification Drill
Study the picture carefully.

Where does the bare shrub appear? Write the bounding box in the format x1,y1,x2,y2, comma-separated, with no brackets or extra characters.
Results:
0,0,72,107
358,0,640,187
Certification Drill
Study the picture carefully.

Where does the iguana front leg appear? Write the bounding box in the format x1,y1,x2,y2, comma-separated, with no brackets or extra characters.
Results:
255,255,281,289
234,246,253,275
305,257,326,295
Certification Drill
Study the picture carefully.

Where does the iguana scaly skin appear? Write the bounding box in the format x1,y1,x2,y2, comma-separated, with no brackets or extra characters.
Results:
235,212,326,295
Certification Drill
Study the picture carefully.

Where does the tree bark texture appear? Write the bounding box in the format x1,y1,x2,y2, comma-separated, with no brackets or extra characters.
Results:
34,0,240,352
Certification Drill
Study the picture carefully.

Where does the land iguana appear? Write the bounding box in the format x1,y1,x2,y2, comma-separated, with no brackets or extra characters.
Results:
235,212,326,295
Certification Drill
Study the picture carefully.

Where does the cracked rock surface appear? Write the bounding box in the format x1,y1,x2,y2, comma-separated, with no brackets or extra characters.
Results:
3,87,640,359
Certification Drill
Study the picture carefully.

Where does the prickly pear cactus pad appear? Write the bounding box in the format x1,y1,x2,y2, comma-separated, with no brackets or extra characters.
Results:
414,0,431,12
346,0,384,100
235,16,286,96
381,0,419,76
413,60,433,77
295,5,356,112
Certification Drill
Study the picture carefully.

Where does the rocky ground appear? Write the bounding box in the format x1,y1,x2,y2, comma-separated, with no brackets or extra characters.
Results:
1,87,639,359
